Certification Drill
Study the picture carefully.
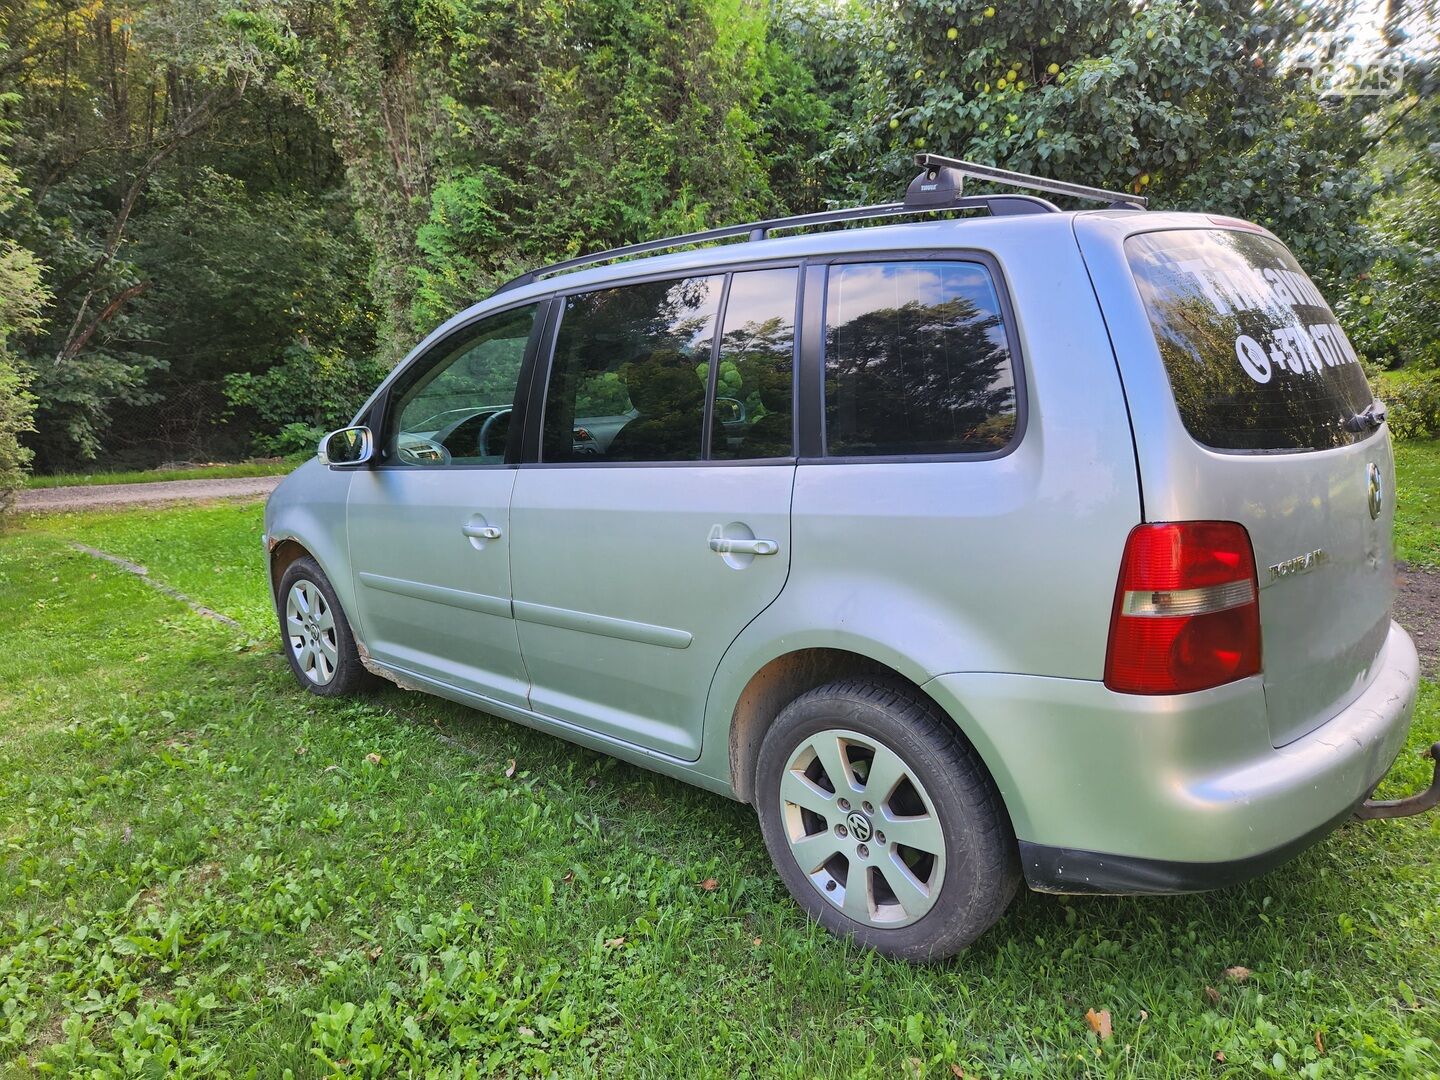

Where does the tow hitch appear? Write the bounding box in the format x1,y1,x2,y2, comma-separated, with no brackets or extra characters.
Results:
1357,742,1440,820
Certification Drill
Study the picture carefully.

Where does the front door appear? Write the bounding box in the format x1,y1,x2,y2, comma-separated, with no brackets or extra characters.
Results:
347,302,541,707
510,268,800,760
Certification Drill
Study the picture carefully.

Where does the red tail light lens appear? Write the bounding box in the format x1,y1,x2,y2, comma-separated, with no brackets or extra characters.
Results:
1104,522,1261,694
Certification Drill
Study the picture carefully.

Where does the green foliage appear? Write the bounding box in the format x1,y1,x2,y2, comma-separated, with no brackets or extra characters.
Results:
815,0,1378,291
224,342,389,455
0,3,376,471
239,0,825,343
1381,371,1440,441
1341,95,1440,372
0,107,45,511
0,356,36,513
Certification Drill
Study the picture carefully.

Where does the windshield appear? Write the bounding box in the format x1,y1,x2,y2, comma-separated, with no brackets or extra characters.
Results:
1125,229,1375,452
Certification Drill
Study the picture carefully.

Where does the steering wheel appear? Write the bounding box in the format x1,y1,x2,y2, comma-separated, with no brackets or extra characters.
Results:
395,434,452,467
477,407,512,458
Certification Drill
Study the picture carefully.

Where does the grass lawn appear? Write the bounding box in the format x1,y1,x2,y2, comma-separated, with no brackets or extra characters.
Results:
24,460,297,489
1395,441,1440,569
1,468,1438,1076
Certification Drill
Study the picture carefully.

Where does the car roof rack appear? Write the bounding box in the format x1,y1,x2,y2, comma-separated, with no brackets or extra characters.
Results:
494,155,1146,294
910,154,1147,212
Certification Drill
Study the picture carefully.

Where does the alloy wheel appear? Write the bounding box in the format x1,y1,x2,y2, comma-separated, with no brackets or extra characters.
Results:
285,579,338,686
778,728,946,928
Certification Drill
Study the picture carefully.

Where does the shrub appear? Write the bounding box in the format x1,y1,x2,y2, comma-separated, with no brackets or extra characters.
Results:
0,356,36,512
224,343,389,457
1379,371,1440,441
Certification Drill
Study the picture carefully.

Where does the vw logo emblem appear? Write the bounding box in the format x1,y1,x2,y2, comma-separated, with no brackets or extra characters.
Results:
846,811,873,843
1367,462,1383,520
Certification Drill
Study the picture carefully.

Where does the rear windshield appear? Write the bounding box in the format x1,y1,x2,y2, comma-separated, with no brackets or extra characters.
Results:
1125,229,1374,452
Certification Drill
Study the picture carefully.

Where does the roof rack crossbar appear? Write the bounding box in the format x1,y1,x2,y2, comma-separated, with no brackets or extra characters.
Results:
493,192,1056,294
914,153,1147,209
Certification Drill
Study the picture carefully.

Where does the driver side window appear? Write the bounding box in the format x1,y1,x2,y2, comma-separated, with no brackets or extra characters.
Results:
383,304,539,467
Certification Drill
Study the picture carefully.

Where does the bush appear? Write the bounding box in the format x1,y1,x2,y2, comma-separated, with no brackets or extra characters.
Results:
224,343,389,457
0,356,36,512
1379,371,1440,441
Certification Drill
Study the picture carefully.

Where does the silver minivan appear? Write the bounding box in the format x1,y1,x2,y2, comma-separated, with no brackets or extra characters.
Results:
264,157,1437,960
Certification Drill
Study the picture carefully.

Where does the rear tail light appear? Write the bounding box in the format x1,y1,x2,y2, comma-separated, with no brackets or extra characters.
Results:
1104,521,1261,694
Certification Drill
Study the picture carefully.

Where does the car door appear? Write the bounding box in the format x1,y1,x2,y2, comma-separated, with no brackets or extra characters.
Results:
346,302,542,708
509,267,800,760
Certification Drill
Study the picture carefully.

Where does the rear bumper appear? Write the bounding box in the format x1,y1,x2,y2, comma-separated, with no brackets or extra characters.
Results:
923,620,1420,891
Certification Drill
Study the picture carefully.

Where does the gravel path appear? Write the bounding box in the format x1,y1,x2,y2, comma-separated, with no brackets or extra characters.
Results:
18,475,283,512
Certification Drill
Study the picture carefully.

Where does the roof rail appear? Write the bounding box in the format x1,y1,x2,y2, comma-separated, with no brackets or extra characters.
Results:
493,156,1142,294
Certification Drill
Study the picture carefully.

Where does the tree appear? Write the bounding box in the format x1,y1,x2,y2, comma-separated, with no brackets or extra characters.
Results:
0,83,44,509
810,0,1380,292
232,0,828,348
1,0,377,470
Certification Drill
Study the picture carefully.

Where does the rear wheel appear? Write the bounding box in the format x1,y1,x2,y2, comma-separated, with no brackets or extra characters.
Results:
277,557,370,697
755,679,1019,961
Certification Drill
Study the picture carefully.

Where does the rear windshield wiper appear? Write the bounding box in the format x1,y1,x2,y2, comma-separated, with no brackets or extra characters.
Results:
1344,399,1388,433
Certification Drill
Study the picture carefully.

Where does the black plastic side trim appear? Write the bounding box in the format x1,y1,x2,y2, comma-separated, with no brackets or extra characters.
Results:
1019,798,1365,895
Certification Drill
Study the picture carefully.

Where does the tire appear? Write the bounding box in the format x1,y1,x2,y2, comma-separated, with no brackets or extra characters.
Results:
276,556,372,697
754,678,1019,961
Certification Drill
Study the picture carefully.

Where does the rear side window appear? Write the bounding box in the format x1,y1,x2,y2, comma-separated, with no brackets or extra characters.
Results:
711,267,797,459
823,261,1019,457
542,276,721,462
1126,229,1373,452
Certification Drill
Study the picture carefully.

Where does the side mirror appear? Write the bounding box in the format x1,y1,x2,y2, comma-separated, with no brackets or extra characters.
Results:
318,426,374,467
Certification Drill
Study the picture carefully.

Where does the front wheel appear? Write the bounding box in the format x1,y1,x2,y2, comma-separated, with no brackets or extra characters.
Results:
277,557,371,697
755,679,1019,961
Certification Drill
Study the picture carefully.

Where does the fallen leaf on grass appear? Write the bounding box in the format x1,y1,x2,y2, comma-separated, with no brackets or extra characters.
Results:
604,936,625,949
949,1066,968,1079
504,758,516,778
518,1025,535,1038
1224,965,1251,982
699,877,719,891
365,752,382,765
1213,1051,1226,1064
1085,1008,1112,1040
1204,986,1221,1005
294,745,307,756
562,870,575,885
1315,1030,1325,1055
902,1057,924,1080
368,945,382,962
322,764,339,773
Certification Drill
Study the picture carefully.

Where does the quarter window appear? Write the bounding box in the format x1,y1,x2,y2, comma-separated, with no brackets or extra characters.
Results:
542,276,722,462
823,261,1018,457
383,304,538,466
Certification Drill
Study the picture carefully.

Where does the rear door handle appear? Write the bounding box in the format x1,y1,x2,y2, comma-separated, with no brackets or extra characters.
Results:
461,523,502,540
709,537,778,556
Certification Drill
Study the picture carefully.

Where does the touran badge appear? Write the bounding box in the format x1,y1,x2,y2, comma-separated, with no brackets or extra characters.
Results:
1368,462,1383,520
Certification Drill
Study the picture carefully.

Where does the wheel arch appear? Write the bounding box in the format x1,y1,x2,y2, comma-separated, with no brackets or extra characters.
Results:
264,523,363,644
725,647,1009,813
268,537,312,600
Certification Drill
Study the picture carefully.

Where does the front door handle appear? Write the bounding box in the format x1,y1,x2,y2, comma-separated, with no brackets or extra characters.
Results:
709,536,778,556
461,523,502,541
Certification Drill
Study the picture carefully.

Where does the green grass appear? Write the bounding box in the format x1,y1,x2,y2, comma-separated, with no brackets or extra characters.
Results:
24,460,296,489
1395,440,1440,568
1,483,1438,1076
